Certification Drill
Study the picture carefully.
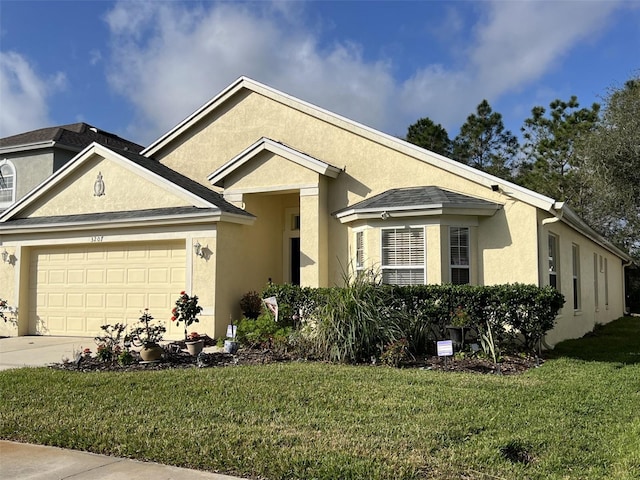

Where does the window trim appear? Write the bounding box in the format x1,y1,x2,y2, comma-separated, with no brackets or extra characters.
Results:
572,244,581,311
548,233,559,290
0,159,16,208
380,226,426,286
449,226,470,285
354,229,365,272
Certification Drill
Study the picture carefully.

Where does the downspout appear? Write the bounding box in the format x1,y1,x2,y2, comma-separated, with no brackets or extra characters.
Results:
542,202,564,225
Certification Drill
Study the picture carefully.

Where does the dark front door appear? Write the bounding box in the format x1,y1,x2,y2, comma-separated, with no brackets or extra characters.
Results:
291,237,300,285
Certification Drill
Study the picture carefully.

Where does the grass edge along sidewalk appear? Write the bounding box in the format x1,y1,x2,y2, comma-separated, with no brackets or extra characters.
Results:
1,316,639,480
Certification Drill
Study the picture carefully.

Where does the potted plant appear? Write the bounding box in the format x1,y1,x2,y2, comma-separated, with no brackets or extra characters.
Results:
447,305,470,347
128,309,166,362
172,291,203,341
185,331,204,356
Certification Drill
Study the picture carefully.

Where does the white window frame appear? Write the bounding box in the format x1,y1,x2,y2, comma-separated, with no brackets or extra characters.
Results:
380,226,426,286
548,233,559,290
449,226,470,285
354,230,365,273
572,244,581,311
593,253,599,310
0,159,16,208
604,258,609,308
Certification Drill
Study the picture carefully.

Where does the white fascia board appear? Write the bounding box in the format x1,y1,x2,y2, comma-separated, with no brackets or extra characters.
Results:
208,137,341,186
336,205,501,224
0,140,56,155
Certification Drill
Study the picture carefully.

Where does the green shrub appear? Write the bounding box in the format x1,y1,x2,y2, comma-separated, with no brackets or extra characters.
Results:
264,282,565,361
236,313,291,349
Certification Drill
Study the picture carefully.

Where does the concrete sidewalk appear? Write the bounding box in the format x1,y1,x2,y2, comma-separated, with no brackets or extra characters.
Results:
0,335,95,370
0,441,243,479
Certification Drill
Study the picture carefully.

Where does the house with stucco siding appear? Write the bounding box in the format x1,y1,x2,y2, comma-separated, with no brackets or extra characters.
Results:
0,77,631,345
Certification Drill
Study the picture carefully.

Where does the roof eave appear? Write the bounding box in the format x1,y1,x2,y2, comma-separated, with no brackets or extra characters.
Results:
0,209,255,236
335,205,502,224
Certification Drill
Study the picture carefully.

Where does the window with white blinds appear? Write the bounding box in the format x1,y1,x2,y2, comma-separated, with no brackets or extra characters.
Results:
355,231,364,271
381,227,425,285
450,227,470,285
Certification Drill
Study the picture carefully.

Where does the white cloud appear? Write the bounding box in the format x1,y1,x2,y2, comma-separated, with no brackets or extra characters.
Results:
105,1,396,144
103,0,624,145
400,0,621,134
0,52,67,137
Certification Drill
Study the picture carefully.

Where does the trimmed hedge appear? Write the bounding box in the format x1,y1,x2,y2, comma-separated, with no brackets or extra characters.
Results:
262,283,564,361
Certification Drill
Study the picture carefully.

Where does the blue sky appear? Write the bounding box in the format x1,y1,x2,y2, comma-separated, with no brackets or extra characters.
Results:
1,1,638,147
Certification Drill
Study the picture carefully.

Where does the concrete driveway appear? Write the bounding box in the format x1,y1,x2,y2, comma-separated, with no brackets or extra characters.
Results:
0,336,95,370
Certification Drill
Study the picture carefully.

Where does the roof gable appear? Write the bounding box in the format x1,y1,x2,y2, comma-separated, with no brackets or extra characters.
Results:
208,137,341,187
0,143,252,224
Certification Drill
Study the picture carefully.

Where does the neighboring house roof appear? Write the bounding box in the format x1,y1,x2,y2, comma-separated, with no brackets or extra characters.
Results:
0,143,254,226
0,122,143,154
335,186,503,223
208,137,342,187
143,76,631,262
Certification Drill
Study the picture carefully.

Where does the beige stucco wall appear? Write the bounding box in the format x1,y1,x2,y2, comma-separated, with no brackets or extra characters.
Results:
0,245,18,337
156,90,536,289
539,212,626,346
23,154,190,218
225,152,318,192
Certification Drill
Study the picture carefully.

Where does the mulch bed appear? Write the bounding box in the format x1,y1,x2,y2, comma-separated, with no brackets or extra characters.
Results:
50,339,543,374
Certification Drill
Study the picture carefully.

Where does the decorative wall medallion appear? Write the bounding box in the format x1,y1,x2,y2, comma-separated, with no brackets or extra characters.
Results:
94,172,105,196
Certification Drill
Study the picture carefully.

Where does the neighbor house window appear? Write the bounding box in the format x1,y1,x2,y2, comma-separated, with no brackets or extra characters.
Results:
572,244,581,310
548,234,559,289
450,227,470,285
355,230,364,273
0,160,16,206
381,227,425,285
604,258,609,308
594,253,599,310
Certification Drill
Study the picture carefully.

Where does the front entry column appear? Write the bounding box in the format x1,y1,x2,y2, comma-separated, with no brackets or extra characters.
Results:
299,179,328,287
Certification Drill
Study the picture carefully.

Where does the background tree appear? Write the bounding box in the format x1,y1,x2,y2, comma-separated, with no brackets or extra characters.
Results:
577,77,640,262
452,100,518,180
405,117,451,157
517,96,600,209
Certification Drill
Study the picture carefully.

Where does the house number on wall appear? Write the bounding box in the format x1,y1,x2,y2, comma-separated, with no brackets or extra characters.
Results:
90,236,104,243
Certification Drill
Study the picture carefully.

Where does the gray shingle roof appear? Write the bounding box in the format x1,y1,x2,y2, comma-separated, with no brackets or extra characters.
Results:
336,186,501,214
116,149,252,217
0,123,143,154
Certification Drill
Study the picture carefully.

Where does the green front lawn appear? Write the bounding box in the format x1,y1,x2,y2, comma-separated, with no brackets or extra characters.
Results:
1,317,639,479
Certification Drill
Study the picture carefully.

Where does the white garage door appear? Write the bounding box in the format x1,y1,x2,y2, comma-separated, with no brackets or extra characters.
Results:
29,241,186,337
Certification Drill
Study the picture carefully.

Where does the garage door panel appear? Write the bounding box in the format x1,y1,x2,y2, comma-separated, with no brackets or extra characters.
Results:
86,293,105,308
30,241,186,337
87,269,105,283
106,293,124,308
67,293,84,308
49,270,66,284
126,293,146,308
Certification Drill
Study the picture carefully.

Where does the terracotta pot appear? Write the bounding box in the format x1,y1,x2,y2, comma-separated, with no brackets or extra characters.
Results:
139,344,163,362
186,339,204,356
